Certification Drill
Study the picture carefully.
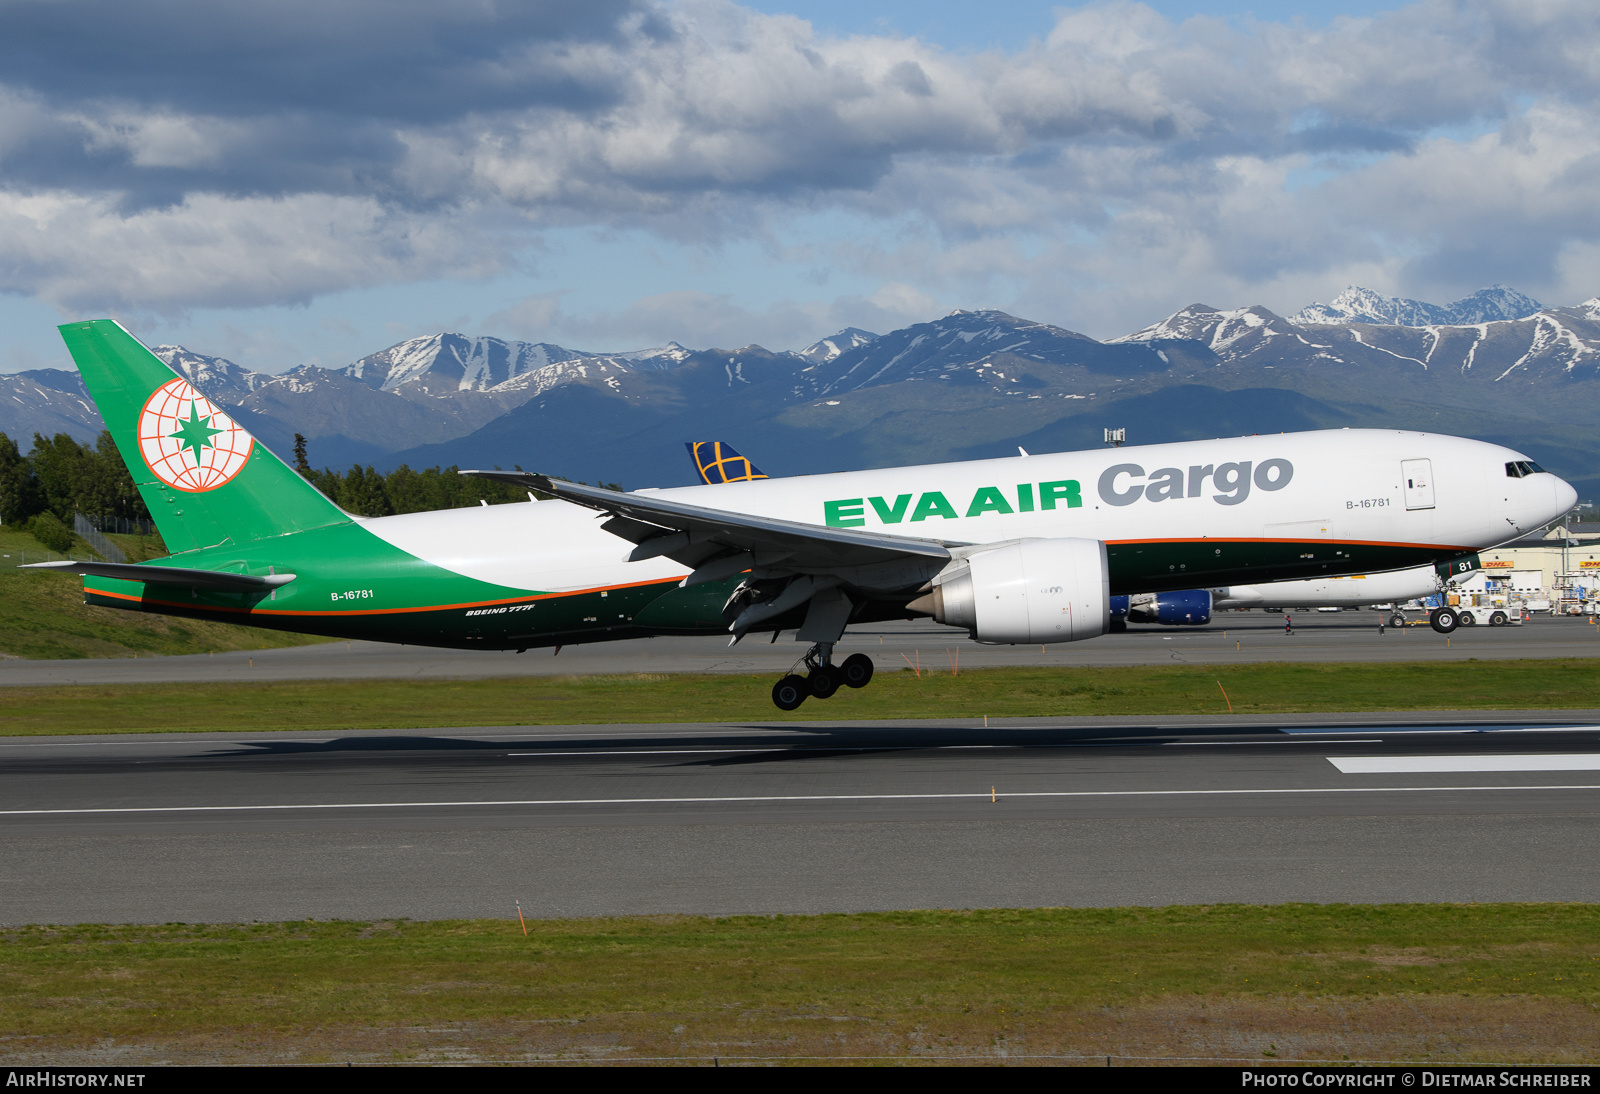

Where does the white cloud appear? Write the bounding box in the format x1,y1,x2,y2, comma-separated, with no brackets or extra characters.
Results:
0,0,1597,336
0,190,508,313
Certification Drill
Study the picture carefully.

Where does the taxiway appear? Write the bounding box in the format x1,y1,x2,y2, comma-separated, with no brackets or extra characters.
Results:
1,612,1596,687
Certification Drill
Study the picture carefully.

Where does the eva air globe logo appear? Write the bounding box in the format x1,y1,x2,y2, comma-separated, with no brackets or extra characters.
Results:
137,378,253,492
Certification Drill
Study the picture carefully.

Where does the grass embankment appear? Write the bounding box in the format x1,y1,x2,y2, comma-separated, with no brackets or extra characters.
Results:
1,659,1596,735
4,905,1597,1065
0,526,333,660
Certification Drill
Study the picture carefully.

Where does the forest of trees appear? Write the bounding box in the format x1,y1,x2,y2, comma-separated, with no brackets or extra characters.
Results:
0,429,560,537
0,431,146,530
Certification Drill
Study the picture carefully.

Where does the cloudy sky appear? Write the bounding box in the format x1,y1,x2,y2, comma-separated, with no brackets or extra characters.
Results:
1,0,1596,373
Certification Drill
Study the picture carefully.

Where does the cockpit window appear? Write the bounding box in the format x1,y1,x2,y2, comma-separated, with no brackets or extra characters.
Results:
1505,460,1546,478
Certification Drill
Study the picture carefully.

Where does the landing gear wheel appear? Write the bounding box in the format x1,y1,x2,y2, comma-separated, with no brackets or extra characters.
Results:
1389,613,1406,628
1460,611,1477,626
840,653,874,689
1109,617,1128,633
806,667,841,700
1429,606,1459,634
1490,611,1508,626
772,674,808,711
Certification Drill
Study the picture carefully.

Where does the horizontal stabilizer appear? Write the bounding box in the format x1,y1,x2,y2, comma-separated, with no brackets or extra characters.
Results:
23,560,296,591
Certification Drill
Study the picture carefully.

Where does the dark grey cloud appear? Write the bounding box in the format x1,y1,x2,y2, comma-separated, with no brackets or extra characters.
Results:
1,0,1599,323
0,0,653,121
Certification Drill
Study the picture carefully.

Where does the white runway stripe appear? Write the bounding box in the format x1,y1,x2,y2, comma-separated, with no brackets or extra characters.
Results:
1282,725,1600,735
2,783,1598,817
1331,754,1600,774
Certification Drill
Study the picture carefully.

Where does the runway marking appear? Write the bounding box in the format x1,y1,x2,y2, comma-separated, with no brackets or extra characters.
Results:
508,749,784,757
4,783,1598,817
3,723,1598,751
1331,754,1600,774
1282,725,1600,736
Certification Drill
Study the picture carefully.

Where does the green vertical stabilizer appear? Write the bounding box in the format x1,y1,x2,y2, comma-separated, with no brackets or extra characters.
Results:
59,320,350,554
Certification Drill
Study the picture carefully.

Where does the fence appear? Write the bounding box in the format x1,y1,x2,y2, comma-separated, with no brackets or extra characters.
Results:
72,512,126,563
82,514,154,536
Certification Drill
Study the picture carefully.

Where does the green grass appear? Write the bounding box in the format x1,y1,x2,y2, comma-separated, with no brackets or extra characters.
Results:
0,525,334,660
5,905,1598,1064
1,658,1597,735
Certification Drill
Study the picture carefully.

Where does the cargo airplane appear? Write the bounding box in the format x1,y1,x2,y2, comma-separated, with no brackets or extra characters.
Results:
30,321,1576,709
685,443,1466,632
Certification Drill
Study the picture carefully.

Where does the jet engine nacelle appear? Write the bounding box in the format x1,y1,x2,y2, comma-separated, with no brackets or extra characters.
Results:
911,538,1110,644
1111,590,1213,626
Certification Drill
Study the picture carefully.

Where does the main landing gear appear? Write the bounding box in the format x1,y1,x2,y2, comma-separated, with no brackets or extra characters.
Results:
771,642,875,710
1429,606,1460,634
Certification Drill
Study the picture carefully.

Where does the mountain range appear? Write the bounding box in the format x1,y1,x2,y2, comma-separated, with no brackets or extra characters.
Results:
1288,285,1543,326
4,285,1598,502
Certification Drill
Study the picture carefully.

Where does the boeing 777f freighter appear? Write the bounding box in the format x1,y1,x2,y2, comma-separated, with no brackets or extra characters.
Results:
31,321,1576,708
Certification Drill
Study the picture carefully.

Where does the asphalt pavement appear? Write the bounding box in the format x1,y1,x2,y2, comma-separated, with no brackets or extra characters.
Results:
3,612,1598,686
4,710,1599,925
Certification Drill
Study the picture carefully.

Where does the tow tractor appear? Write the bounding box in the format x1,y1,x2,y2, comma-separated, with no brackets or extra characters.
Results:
1418,589,1525,632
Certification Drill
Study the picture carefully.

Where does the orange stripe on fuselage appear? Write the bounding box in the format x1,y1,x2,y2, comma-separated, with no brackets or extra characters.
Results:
83,537,1463,618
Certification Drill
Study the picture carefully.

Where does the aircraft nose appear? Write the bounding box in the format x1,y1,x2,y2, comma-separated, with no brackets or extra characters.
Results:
1554,474,1578,518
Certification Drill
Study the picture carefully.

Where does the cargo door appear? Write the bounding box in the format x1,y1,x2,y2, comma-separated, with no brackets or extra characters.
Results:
1401,459,1435,510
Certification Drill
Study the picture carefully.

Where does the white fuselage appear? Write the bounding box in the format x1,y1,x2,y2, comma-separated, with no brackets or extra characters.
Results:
364,428,1574,597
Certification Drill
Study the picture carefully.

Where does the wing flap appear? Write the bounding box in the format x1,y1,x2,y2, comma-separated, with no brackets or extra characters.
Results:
462,471,957,572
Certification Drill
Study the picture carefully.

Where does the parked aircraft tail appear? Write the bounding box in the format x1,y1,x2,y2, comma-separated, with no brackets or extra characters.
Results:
57,320,349,554
686,440,768,485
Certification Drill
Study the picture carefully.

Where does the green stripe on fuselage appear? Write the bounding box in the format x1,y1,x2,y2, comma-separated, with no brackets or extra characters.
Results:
81,531,1454,649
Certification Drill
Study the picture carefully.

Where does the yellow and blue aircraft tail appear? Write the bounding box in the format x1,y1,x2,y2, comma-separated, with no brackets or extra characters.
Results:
686,441,768,484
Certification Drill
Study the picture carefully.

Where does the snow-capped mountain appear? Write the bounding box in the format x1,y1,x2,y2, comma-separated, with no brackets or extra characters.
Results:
806,309,1164,398
493,356,640,400
605,342,695,369
0,370,102,444
1120,299,1600,379
343,334,594,394
798,328,878,365
1111,304,1325,358
150,345,275,404
6,286,1600,502
1291,285,1543,326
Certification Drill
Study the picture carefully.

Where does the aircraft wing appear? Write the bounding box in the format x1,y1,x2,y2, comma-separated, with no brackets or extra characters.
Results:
462,471,957,580
22,560,296,591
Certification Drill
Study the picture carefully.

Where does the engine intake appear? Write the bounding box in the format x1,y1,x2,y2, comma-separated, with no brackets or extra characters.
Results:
908,538,1109,644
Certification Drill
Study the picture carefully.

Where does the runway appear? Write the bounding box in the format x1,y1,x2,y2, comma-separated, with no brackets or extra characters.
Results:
4,710,1600,925
3,612,1598,686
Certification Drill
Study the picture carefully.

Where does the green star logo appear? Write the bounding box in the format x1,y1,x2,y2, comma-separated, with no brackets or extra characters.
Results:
169,403,224,463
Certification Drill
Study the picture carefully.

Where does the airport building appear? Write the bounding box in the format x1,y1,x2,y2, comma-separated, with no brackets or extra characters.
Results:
1455,523,1600,608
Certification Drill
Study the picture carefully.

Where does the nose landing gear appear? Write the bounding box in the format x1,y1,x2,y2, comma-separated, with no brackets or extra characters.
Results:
769,642,876,709
1429,606,1460,633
